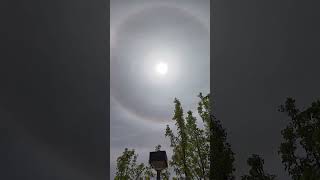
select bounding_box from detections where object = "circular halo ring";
[110,2,210,123]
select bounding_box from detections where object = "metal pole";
[156,170,160,180]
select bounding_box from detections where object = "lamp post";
[149,150,168,180]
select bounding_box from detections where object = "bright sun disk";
[155,62,168,75]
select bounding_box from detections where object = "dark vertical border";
[106,0,110,179]
[1,0,110,179]
[210,1,215,179]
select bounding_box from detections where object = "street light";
[149,150,168,180]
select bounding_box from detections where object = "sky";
[110,0,210,179]
[213,1,320,179]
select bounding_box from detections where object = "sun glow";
[143,48,180,83]
[155,62,168,75]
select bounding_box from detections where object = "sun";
[155,62,168,75]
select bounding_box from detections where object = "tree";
[278,98,320,180]
[165,98,192,179]
[198,93,235,180]
[241,154,276,180]
[115,148,146,180]
[185,110,209,178]
[115,145,170,180]
[143,165,155,180]
[115,93,236,179]
[165,93,235,180]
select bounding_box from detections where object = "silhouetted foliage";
[115,148,146,180]
[165,93,235,179]
[198,93,235,180]
[278,98,320,180]
[165,98,194,179]
[115,145,172,180]
[241,154,276,180]
[114,94,320,180]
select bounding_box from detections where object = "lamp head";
[149,151,168,171]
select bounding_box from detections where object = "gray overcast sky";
[214,1,320,180]
[110,0,209,179]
